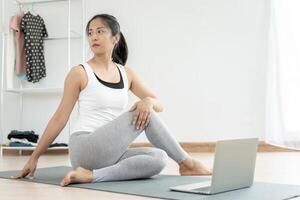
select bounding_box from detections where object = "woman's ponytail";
[112,32,128,65]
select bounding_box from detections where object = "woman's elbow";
[155,106,164,112]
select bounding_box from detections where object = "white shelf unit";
[3,87,63,94]
[0,0,86,155]
[1,146,68,156]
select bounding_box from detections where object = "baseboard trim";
[2,141,299,156]
[2,149,68,156]
[129,141,300,152]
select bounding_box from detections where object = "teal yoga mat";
[0,166,299,200]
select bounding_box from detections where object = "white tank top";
[71,62,129,134]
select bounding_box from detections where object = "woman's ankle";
[179,156,194,168]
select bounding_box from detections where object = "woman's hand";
[129,97,154,129]
[11,156,38,179]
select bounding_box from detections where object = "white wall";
[0,0,270,144]
[0,0,3,144]
[85,0,270,142]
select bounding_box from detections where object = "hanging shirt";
[10,11,27,79]
[21,11,48,83]
[6,16,16,88]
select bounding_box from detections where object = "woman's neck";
[90,54,114,71]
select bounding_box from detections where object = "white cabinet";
[0,0,85,155]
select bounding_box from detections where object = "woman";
[12,14,211,186]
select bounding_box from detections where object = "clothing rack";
[15,0,68,5]
[14,0,70,17]
[0,0,85,156]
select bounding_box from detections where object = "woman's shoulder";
[122,64,134,75]
[69,64,86,77]
[123,64,141,80]
[123,64,132,81]
[66,65,87,87]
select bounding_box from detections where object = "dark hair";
[86,14,128,65]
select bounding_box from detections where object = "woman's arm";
[125,66,164,112]
[31,66,83,160]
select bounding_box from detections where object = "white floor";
[0,152,300,200]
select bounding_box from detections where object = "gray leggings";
[69,110,188,182]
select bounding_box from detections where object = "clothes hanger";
[15,0,24,14]
[30,2,39,16]
[19,2,23,12]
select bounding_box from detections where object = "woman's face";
[87,18,119,55]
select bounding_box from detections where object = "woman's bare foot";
[60,167,93,187]
[179,157,212,176]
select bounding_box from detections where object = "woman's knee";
[125,109,157,129]
[151,149,168,174]
[142,109,158,128]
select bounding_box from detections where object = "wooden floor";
[0,152,300,200]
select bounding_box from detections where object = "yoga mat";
[0,166,300,200]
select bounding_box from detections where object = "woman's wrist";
[143,97,164,112]
[142,97,154,104]
[31,151,40,161]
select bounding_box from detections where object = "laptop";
[170,138,259,195]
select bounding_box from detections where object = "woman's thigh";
[69,111,147,170]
